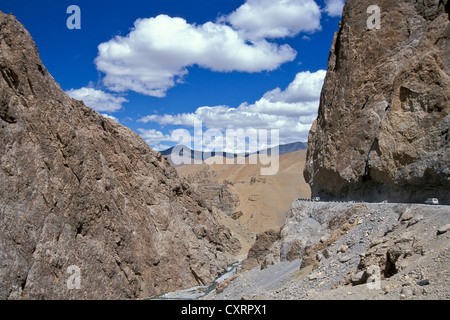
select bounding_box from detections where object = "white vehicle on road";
[425,198,439,205]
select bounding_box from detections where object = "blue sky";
[1,0,345,151]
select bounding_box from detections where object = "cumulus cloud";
[66,87,128,112]
[324,0,345,17]
[94,0,328,97]
[101,113,120,123]
[137,128,174,146]
[151,144,171,151]
[262,70,328,103]
[226,0,322,40]
[95,15,297,97]
[139,70,326,144]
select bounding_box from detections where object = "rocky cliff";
[0,12,239,299]
[304,0,450,204]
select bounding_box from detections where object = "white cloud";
[95,15,297,97]
[139,70,326,144]
[226,0,322,40]
[93,1,330,98]
[66,87,128,112]
[324,0,345,17]
[152,144,171,151]
[137,128,174,146]
[101,113,120,123]
[262,70,327,103]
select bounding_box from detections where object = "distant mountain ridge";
[161,141,308,165]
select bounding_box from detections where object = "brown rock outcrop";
[196,182,240,217]
[241,229,279,271]
[0,12,239,299]
[304,0,450,204]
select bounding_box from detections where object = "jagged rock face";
[304,0,450,204]
[0,12,239,299]
[241,229,279,271]
[196,183,240,216]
